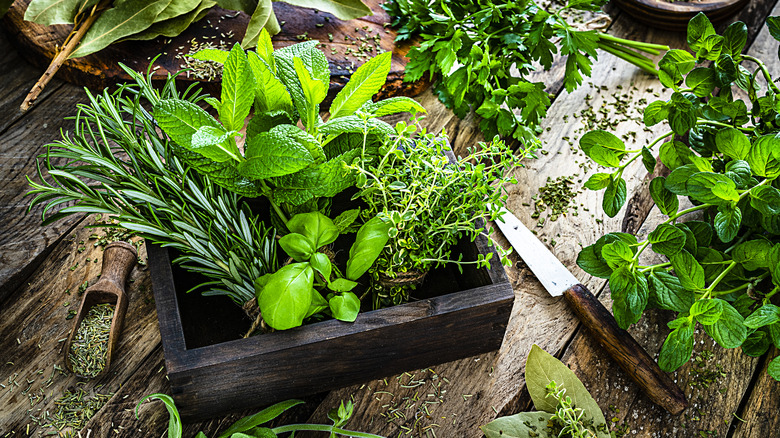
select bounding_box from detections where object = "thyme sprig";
[27,67,277,305]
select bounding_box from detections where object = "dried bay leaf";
[24,0,97,26]
[279,0,371,20]
[69,0,173,58]
[242,0,280,48]
[152,0,202,22]
[124,0,216,41]
[481,412,551,438]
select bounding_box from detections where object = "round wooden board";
[1,0,427,99]
[613,0,749,31]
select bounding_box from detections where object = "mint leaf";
[685,67,717,97]
[247,52,293,114]
[641,147,656,173]
[658,321,694,372]
[294,57,328,130]
[670,250,705,291]
[659,141,693,170]
[744,304,780,329]
[748,135,780,178]
[768,356,780,381]
[648,223,686,256]
[361,96,426,117]
[750,185,780,216]
[584,173,611,190]
[239,129,314,180]
[155,98,221,149]
[576,243,613,279]
[579,130,626,167]
[702,300,747,349]
[331,52,392,119]
[665,164,698,195]
[690,298,723,325]
[649,177,679,216]
[648,272,693,313]
[687,12,716,52]
[190,126,241,162]
[609,267,648,328]
[714,204,742,243]
[603,175,627,218]
[715,127,750,160]
[643,101,669,126]
[320,116,395,138]
[658,49,695,88]
[686,172,738,205]
[601,240,634,270]
[221,43,255,132]
[722,21,748,57]
[732,239,772,270]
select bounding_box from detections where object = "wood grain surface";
[1,0,780,436]
[613,0,749,31]
[2,0,427,99]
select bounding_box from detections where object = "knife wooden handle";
[563,283,688,415]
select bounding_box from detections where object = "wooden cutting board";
[1,0,427,98]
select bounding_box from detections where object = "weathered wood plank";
[729,348,780,437]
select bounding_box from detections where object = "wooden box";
[148,231,514,420]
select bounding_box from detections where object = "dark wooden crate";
[148,231,514,421]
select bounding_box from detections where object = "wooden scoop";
[64,241,137,379]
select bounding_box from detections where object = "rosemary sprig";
[27,67,278,305]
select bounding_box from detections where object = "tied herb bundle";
[577,13,780,380]
[383,0,669,146]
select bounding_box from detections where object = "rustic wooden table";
[2,1,780,436]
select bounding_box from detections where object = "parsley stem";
[597,42,658,75]
[596,32,670,54]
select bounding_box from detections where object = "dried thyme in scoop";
[69,303,114,378]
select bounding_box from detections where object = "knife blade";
[495,207,687,415]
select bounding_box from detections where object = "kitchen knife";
[494,207,687,415]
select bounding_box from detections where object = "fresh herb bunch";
[482,345,609,438]
[136,394,383,438]
[255,211,390,330]
[383,0,669,146]
[349,122,523,307]
[27,67,277,305]
[153,30,425,226]
[577,13,780,380]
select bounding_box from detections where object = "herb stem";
[271,424,383,437]
[639,262,671,273]
[704,261,737,297]
[596,32,670,54]
[666,204,710,223]
[742,54,780,94]
[697,120,755,132]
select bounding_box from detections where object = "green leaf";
[609,266,648,328]
[714,204,741,243]
[329,278,358,292]
[643,100,669,126]
[361,96,426,117]
[744,304,780,329]
[742,330,771,357]
[686,172,738,205]
[601,240,634,270]
[722,21,748,57]
[748,135,780,178]
[216,400,305,438]
[603,175,627,218]
[648,223,686,256]
[294,57,329,128]
[279,233,316,262]
[702,301,747,348]
[319,116,395,138]
[650,177,679,216]
[247,51,294,114]
[769,356,780,381]
[481,412,551,438]
[767,16,780,42]
[191,48,229,64]
[242,0,280,49]
[220,43,255,132]
[346,216,391,280]
[690,298,724,325]
[687,12,716,51]
[670,250,705,291]
[239,128,314,180]
[750,185,780,216]
[668,93,696,135]
[685,67,717,97]
[641,147,656,173]
[70,0,171,58]
[280,0,372,20]
[257,263,314,330]
[659,141,692,170]
[154,98,221,150]
[648,272,694,313]
[769,244,780,286]
[25,0,94,26]
[524,345,610,437]
[329,292,361,322]
[577,244,613,279]
[310,252,332,282]
[190,126,241,162]
[579,130,625,167]
[724,160,752,189]
[665,164,698,195]
[715,127,750,160]
[732,239,772,270]
[333,209,360,233]
[330,52,392,119]
[658,321,694,372]
[584,172,611,190]
[658,49,696,88]
[287,212,339,248]
[136,393,182,438]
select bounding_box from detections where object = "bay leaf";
[24,0,97,26]
[279,0,372,20]
[241,0,280,48]
[525,344,610,438]
[151,0,202,23]
[481,411,551,438]
[124,0,216,41]
[69,0,173,58]
[215,0,256,11]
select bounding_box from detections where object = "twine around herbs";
[242,246,338,338]
[378,270,428,289]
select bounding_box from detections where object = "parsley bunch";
[577,14,780,381]
[384,0,669,147]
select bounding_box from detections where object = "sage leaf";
[329,292,361,322]
[524,345,610,437]
[257,262,314,330]
[481,412,550,438]
[346,216,391,280]
[216,400,304,438]
[280,0,372,20]
[70,0,172,58]
[330,52,392,119]
[221,44,255,132]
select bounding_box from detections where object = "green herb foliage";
[482,345,608,438]
[255,211,389,330]
[383,0,669,146]
[349,123,522,307]
[27,66,277,305]
[577,14,780,381]
[154,32,425,224]
[136,394,383,438]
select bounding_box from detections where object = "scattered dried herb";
[41,386,113,432]
[532,176,580,226]
[68,303,114,378]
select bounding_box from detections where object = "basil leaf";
[310,252,332,281]
[287,212,339,248]
[346,216,391,280]
[329,278,358,292]
[216,400,305,438]
[329,292,361,322]
[257,263,314,330]
[279,233,316,262]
